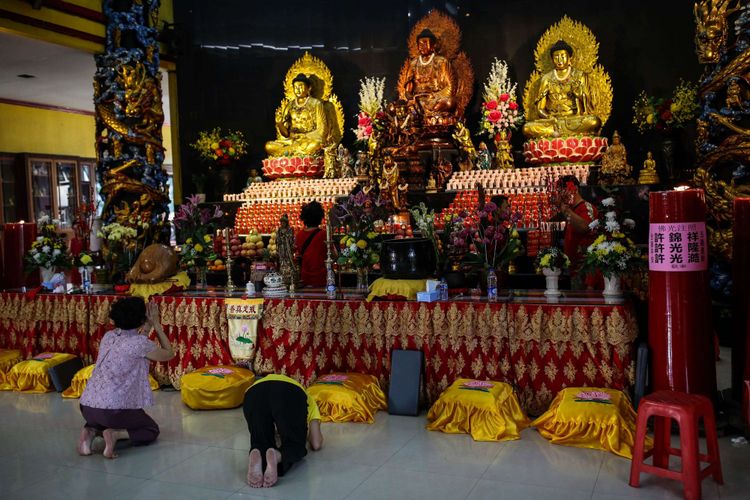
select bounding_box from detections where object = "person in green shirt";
[243,373,324,488]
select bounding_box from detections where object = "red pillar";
[648,189,716,397]
[733,198,750,405]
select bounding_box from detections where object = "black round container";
[380,238,436,279]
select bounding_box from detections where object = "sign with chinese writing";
[225,298,264,360]
[648,222,707,272]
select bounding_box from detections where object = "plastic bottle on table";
[486,268,498,302]
[439,278,449,301]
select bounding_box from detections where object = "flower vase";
[40,266,55,284]
[356,267,369,292]
[194,266,208,289]
[603,275,622,300]
[543,268,562,297]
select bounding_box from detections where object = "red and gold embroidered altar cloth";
[0,291,637,413]
[255,298,637,414]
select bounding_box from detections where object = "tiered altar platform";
[0,289,637,414]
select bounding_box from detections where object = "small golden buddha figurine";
[265,73,328,157]
[638,151,660,184]
[402,29,456,124]
[522,40,601,139]
[425,173,437,193]
[600,131,633,184]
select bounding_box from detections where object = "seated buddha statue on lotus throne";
[262,52,344,180]
[521,16,612,166]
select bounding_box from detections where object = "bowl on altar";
[380,238,436,280]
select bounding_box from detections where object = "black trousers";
[80,405,160,446]
[242,381,308,476]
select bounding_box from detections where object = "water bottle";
[81,267,92,294]
[439,278,449,301]
[326,267,337,299]
[486,268,498,302]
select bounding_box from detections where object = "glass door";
[78,161,95,210]
[30,159,53,220]
[1,157,17,223]
[55,160,77,227]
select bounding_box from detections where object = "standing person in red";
[295,200,327,287]
[557,175,599,288]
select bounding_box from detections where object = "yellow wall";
[0,102,173,164]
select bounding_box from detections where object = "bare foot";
[247,449,263,488]
[263,448,281,487]
[102,429,127,459]
[77,427,95,456]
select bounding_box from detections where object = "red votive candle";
[648,189,716,398]
[2,221,37,289]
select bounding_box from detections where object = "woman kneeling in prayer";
[243,373,324,487]
[77,296,175,458]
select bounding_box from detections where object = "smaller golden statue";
[379,156,409,210]
[599,131,633,185]
[638,151,660,185]
[425,173,437,193]
[494,136,514,169]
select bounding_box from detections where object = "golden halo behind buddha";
[522,15,613,127]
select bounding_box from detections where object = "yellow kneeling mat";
[62,364,160,398]
[426,378,530,441]
[532,387,643,459]
[307,373,387,423]
[181,365,255,409]
[0,349,23,389]
[3,352,76,393]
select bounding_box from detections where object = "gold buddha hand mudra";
[403,29,456,121]
[265,73,328,157]
[522,40,601,139]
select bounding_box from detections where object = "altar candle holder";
[224,228,236,292]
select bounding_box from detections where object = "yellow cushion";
[532,387,645,459]
[307,373,387,423]
[3,352,76,393]
[366,278,427,301]
[180,365,255,410]
[62,364,160,399]
[426,378,530,442]
[0,349,23,389]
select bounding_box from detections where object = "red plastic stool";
[629,390,723,500]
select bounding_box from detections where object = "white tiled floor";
[1,384,748,500]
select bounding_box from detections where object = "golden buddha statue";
[523,40,601,139]
[263,53,344,179]
[396,10,474,130]
[402,29,456,122]
[599,131,633,184]
[522,16,612,147]
[638,151,660,184]
[265,74,327,157]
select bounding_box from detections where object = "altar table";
[0,291,638,413]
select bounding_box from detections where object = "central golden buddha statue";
[521,16,612,166]
[522,40,601,139]
[262,52,343,179]
[265,73,327,157]
[402,29,456,123]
